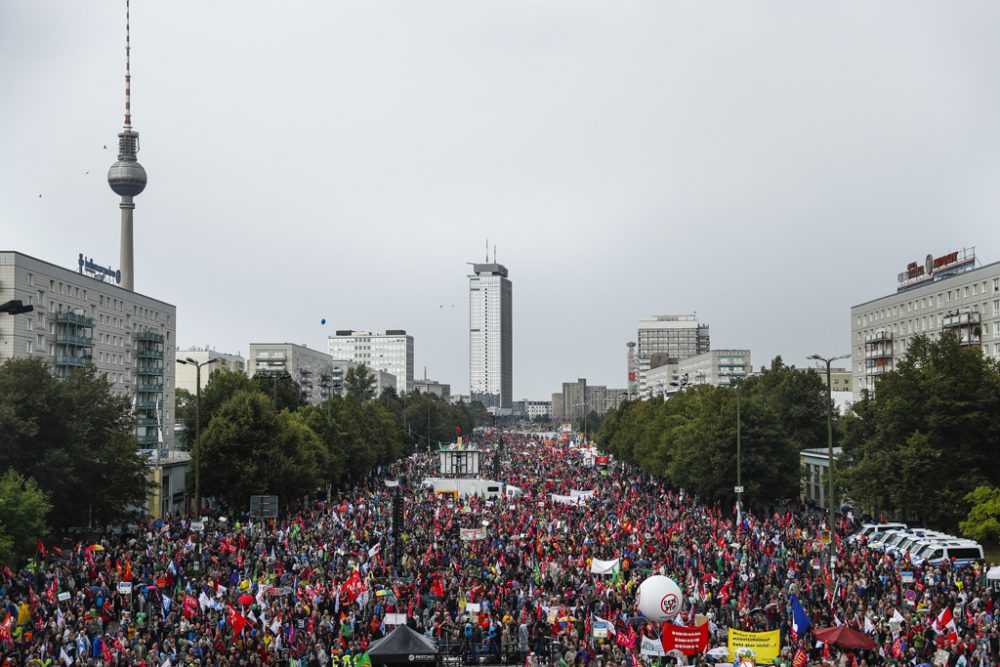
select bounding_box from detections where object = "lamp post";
[730,377,743,522]
[176,356,220,516]
[807,353,849,565]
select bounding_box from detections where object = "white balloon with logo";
[636,575,683,622]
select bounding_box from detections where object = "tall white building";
[249,342,334,405]
[469,262,513,409]
[327,330,414,393]
[175,347,245,394]
[0,251,176,451]
[851,248,1000,399]
[636,314,710,397]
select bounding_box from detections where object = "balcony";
[56,312,94,327]
[137,366,164,376]
[864,331,892,344]
[136,383,163,392]
[55,334,94,347]
[136,348,163,359]
[54,355,92,367]
[136,432,159,445]
[136,331,164,343]
[136,400,159,410]
[136,417,159,427]
[942,311,981,328]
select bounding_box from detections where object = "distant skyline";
[3,1,1000,399]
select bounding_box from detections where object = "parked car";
[885,530,950,556]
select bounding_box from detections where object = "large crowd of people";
[1,431,998,667]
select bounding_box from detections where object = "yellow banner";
[728,629,781,662]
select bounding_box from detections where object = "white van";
[919,541,984,567]
[851,522,906,543]
[505,485,523,499]
[912,540,983,567]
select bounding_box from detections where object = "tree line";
[0,358,487,564]
[176,365,489,511]
[595,357,829,506]
[595,333,1000,536]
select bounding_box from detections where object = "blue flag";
[790,594,811,638]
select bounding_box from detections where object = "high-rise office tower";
[636,314,709,397]
[468,258,512,409]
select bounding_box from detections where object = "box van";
[851,523,906,543]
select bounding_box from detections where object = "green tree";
[0,359,151,530]
[0,470,51,566]
[841,333,1000,529]
[344,364,377,402]
[959,486,1000,543]
[250,371,305,413]
[750,357,830,451]
[198,391,325,510]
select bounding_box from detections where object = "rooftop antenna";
[485,238,489,263]
[493,244,496,263]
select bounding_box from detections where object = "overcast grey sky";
[3,1,1000,399]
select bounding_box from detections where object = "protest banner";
[641,636,666,657]
[661,623,709,656]
[590,558,621,575]
[727,629,780,662]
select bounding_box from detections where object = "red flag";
[892,637,902,659]
[792,648,808,667]
[36,538,48,558]
[341,570,365,604]
[227,603,247,636]
[0,614,12,647]
[933,607,957,635]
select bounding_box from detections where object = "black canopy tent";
[367,624,440,665]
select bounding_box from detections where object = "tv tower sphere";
[108,148,147,197]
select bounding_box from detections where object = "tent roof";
[987,566,1000,580]
[367,625,439,663]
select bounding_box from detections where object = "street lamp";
[0,300,34,315]
[176,356,220,516]
[807,353,849,565]
[730,377,743,522]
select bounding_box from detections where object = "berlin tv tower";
[107,0,146,292]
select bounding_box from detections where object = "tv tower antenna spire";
[107,0,147,292]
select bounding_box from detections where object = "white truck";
[422,477,505,500]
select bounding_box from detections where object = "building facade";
[327,330,414,393]
[249,342,334,405]
[175,347,245,394]
[413,379,451,400]
[0,251,176,451]
[468,263,512,409]
[644,349,751,397]
[550,379,627,419]
[636,315,710,397]
[851,249,1000,399]
[524,400,552,420]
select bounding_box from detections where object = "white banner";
[551,494,582,505]
[460,528,487,541]
[641,636,666,657]
[592,615,616,635]
[590,558,621,575]
[570,490,595,499]
[384,613,407,626]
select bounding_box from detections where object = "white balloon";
[636,575,683,621]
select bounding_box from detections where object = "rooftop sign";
[897,248,975,292]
